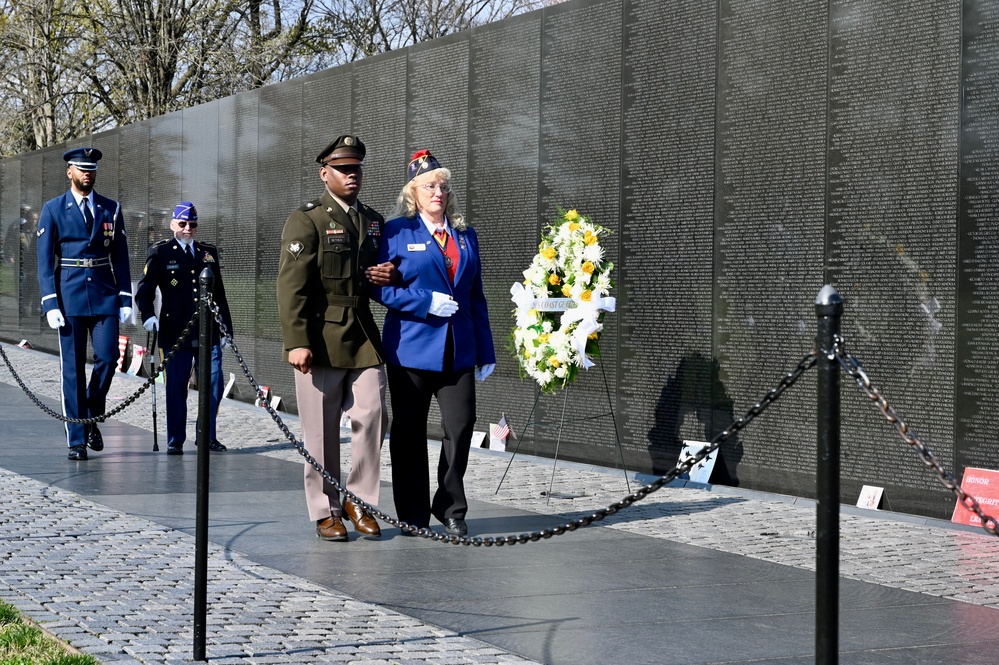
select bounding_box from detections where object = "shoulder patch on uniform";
[37,227,45,237]
[152,238,171,247]
[300,199,321,212]
[287,241,304,258]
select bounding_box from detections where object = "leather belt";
[60,257,111,268]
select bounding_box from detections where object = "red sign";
[951,467,999,529]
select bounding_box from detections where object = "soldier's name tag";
[166,262,180,271]
[327,236,347,245]
[407,243,426,252]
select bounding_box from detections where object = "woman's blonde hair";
[392,167,466,230]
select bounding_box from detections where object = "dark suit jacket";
[135,238,234,349]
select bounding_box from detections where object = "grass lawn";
[0,601,98,665]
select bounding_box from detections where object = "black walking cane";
[148,329,159,451]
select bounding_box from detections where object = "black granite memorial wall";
[0,0,993,519]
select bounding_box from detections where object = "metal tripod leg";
[601,362,631,494]
[545,384,572,505]
[495,386,542,494]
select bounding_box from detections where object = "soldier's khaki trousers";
[295,364,387,521]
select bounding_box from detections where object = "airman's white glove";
[475,363,495,382]
[143,316,159,332]
[118,306,133,323]
[46,309,65,329]
[429,291,458,318]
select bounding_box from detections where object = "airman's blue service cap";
[63,147,102,171]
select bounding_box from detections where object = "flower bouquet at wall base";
[510,208,616,394]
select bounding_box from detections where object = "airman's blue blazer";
[373,215,495,373]
[36,190,132,317]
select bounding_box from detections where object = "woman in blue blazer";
[373,150,496,536]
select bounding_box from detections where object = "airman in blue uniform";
[134,202,234,455]
[37,147,133,460]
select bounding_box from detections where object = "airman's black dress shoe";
[68,445,88,460]
[442,518,467,536]
[85,424,104,451]
[195,440,227,451]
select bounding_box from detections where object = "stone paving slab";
[1,341,999,665]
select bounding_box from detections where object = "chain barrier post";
[193,267,214,661]
[815,284,842,665]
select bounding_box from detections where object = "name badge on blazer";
[407,243,426,252]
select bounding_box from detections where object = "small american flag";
[491,416,510,440]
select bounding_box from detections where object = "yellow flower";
[523,348,531,359]
[561,285,572,297]
[588,331,599,340]
[548,357,561,368]
[581,261,595,274]
[548,273,560,285]
[565,209,579,222]
[542,247,556,260]
[569,222,580,232]
[538,333,550,344]
[580,290,592,302]
[585,234,598,245]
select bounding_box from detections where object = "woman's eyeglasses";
[419,183,451,194]
[177,221,198,228]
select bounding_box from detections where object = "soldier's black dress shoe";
[166,443,184,455]
[442,518,467,536]
[85,424,104,451]
[68,445,88,460]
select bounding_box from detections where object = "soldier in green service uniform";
[277,135,397,543]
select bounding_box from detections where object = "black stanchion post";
[193,267,215,661]
[815,284,842,665]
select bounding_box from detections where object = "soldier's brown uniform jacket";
[277,190,385,368]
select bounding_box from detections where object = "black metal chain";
[0,312,200,425]
[213,293,817,546]
[835,337,999,537]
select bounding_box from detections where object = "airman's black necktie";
[82,201,94,233]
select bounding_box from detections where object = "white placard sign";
[676,441,718,484]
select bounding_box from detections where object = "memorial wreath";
[511,208,616,394]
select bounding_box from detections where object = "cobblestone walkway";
[1,342,998,664]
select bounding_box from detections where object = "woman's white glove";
[143,316,159,332]
[46,309,65,329]
[429,291,458,317]
[119,306,133,323]
[474,363,495,382]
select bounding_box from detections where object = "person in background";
[277,135,397,542]
[36,147,133,460]
[135,201,234,455]
[373,150,495,536]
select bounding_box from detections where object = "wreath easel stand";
[494,358,631,503]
